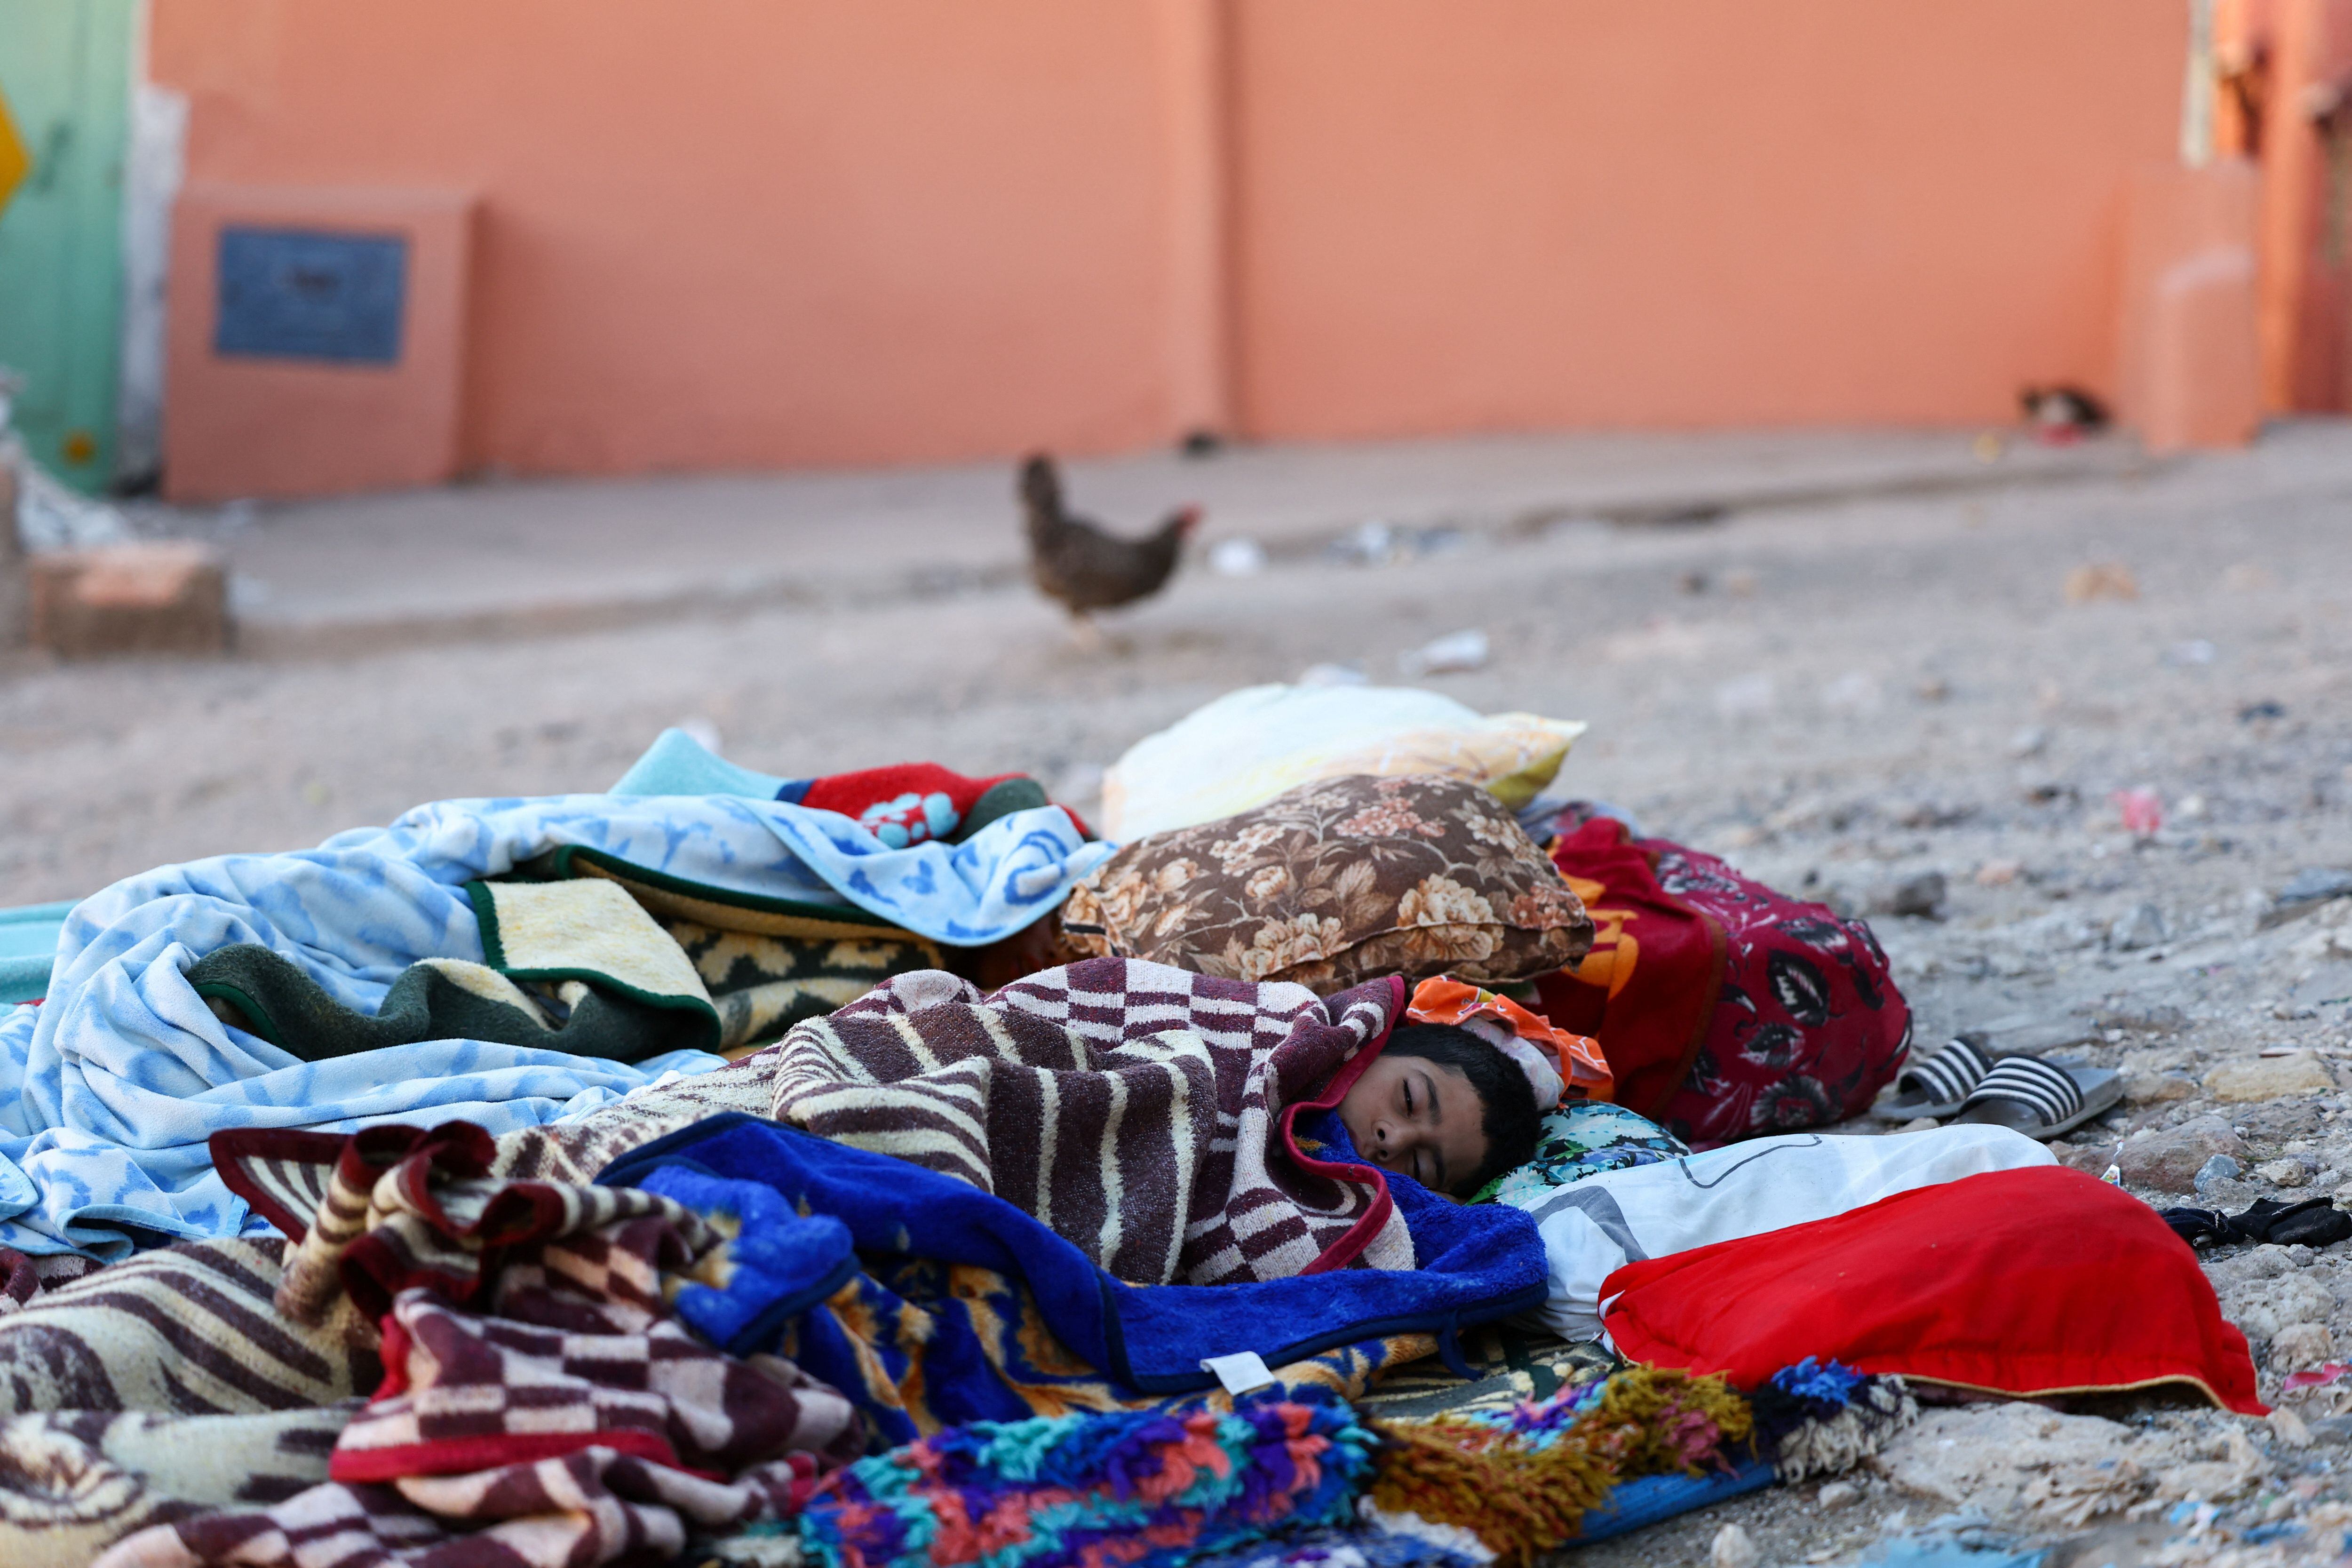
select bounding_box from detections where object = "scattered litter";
[6,444,134,553]
[1327,520,1467,567]
[2063,562,2138,603]
[1398,629,1489,677]
[2239,700,2286,722]
[2279,1362,2352,1396]
[1332,520,1398,565]
[1714,673,1776,720]
[1295,661,1370,688]
[2112,787,2164,837]
[1207,538,1266,577]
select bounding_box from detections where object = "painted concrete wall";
[1232,0,2187,438]
[151,0,2193,490]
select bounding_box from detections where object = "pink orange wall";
[152,0,1182,477]
[1232,0,2186,437]
[152,1,2192,489]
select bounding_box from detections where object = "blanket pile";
[1,792,1110,1260]
[97,1159,862,1568]
[0,1406,354,1568]
[596,1112,1545,1432]
[767,959,1408,1285]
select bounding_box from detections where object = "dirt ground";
[5,425,2352,1565]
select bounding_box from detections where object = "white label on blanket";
[1200,1351,1276,1395]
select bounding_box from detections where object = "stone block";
[2116,1114,2248,1191]
[27,542,229,657]
[2207,1052,2336,1104]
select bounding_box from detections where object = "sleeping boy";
[1339,978,1609,1200]
[750,962,1613,1285]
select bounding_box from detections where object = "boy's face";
[1337,1053,1490,1200]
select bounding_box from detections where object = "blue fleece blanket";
[598,1111,1547,1402]
[0,794,1111,1260]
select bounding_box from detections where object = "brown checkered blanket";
[95,1188,857,1568]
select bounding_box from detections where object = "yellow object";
[1101,683,1585,841]
[0,84,26,221]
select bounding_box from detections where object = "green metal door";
[0,0,131,495]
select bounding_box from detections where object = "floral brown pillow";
[1058,773,1593,994]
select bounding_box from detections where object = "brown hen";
[1019,454,1199,637]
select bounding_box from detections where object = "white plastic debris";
[1207,537,1266,577]
[0,368,134,552]
[1398,629,1489,677]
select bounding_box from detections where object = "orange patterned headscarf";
[1405,976,1613,1110]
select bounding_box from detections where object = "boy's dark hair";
[1380,1022,1542,1197]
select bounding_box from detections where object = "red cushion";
[1600,1166,2263,1415]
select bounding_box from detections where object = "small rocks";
[1878,871,1948,920]
[2273,1323,2337,1370]
[2281,868,2352,908]
[2108,901,2168,951]
[2099,1001,2190,1034]
[2222,1269,2334,1342]
[2257,1156,2313,1187]
[2195,1154,2245,1193]
[2268,1405,2315,1448]
[2118,1116,2249,1191]
[1815,1480,1859,1511]
[1709,1521,1760,1568]
[2206,1051,2336,1104]
[2122,1070,2194,1106]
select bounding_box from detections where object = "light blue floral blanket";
[0,794,1112,1260]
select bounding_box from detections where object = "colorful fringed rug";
[798,1393,1375,1568]
[1367,1360,1917,1564]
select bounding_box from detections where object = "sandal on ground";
[1949,1056,2121,1142]
[1872,1035,1997,1121]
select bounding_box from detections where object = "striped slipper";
[1951,1056,2122,1142]
[1871,1035,1997,1121]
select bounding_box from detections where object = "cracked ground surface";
[4,426,2352,1564]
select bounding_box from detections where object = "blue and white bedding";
[0,793,1111,1260]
